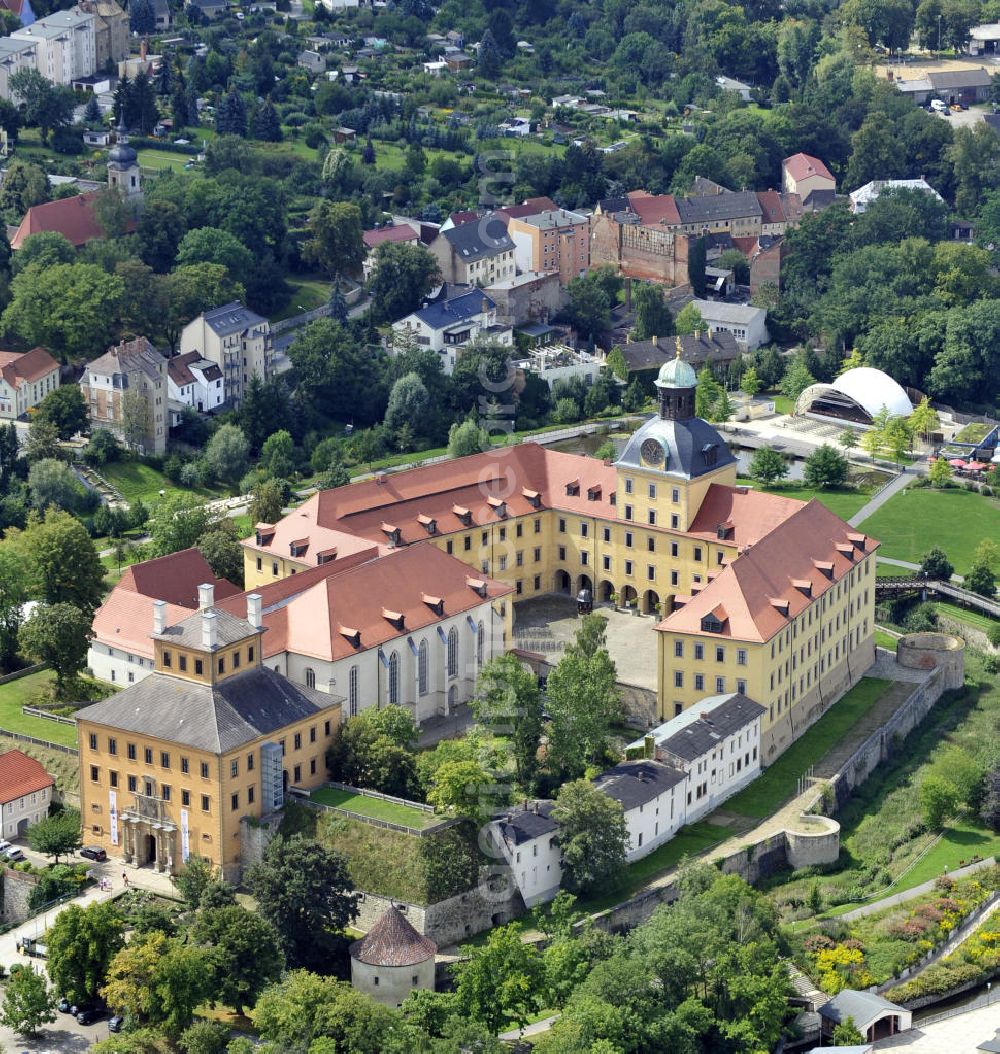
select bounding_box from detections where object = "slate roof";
[411,289,495,331]
[153,607,258,651]
[350,906,436,967]
[619,331,739,373]
[819,990,906,1029]
[929,68,991,89]
[616,413,737,481]
[593,760,686,810]
[87,338,165,388]
[75,666,339,753]
[495,800,558,847]
[440,214,513,261]
[202,301,267,337]
[676,190,762,225]
[0,750,54,805]
[646,693,766,763]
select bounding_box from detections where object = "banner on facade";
[180,809,190,863]
[109,790,118,846]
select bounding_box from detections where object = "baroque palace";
[79,349,877,876]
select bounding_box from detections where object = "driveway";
[933,105,984,129]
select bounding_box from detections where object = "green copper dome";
[655,348,697,390]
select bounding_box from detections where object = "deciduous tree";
[552,780,629,896]
[46,900,125,1006]
[454,924,544,1034]
[1,963,56,1036]
[192,905,283,1014]
[305,200,363,281]
[26,808,82,863]
[749,447,789,487]
[920,547,954,581]
[18,602,92,694]
[803,443,849,488]
[36,386,89,440]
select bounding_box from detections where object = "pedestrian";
[15,940,20,954]
[122,872,128,888]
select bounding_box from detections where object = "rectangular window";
[558,518,566,533]
[231,793,239,811]
[110,770,118,788]
[162,651,172,668]
[233,651,240,669]
[516,550,523,567]
[558,546,566,561]
[161,752,170,768]
[128,775,137,792]
[603,527,611,542]
[716,676,725,693]
[464,536,471,551]
[201,795,210,812]
[248,786,255,804]
[162,785,171,801]
[694,547,703,562]
[534,518,541,533]
[647,537,655,553]
[516,523,523,538]
[648,483,656,499]
[310,726,317,743]
[201,762,210,779]
[695,674,704,691]
[534,575,541,590]
[624,478,633,494]
[248,753,255,771]
[672,488,680,503]
[625,531,633,548]
[624,504,633,521]
[446,540,453,555]
[217,657,224,675]
[294,764,302,783]
[671,541,679,557]
[625,560,633,576]
[182,790,190,806]
[533,547,541,562]
[310,758,317,775]
[581,552,589,566]
[716,646,725,663]
[179,655,187,672]
[602,555,611,571]
[648,510,656,526]
[127,743,136,761]
[195,659,204,676]
[230,759,239,778]
[498,527,506,542]
[674,671,684,688]
[499,555,507,571]
[294,733,302,751]
[89,733,97,751]
[674,640,683,658]
[695,643,704,660]
[181,757,189,774]
[90,765,99,783]
[647,565,655,581]
[144,748,153,764]
[737,649,747,666]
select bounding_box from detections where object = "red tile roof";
[783,152,834,185]
[350,905,436,966]
[12,192,105,251]
[119,548,241,608]
[755,190,787,225]
[687,484,805,549]
[362,225,418,249]
[626,190,681,226]
[658,501,878,643]
[0,750,54,805]
[0,347,59,389]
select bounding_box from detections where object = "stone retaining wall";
[1,868,39,926]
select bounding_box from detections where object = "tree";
[138,200,186,274]
[198,528,243,586]
[966,560,997,598]
[9,69,75,144]
[0,158,48,223]
[249,478,286,526]
[47,900,125,1006]
[694,367,724,421]
[18,602,91,694]
[305,200,363,281]
[974,538,1000,573]
[257,429,295,481]
[246,834,359,971]
[838,429,859,451]
[928,457,953,486]
[688,237,707,297]
[741,365,762,397]
[35,386,89,440]
[860,425,883,463]
[566,270,617,339]
[94,186,130,240]
[176,227,253,288]
[832,1015,866,1045]
[12,230,74,275]
[673,303,704,335]
[204,424,249,488]
[803,444,849,488]
[447,418,489,459]
[633,283,672,340]
[29,458,87,513]
[478,27,501,78]
[749,447,789,487]
[92,1027,174,1053]
[454,925,544,1034]
[426,758,501,821]
[981,766,1000,831]
[908,395,940,438]
[552,780,629,896]
[367,242,441,324]
[101,931,216,1037]
[129,0,154,33]
[174,856,215,909]
[250,99,282,142]
[145,495,221,558]
[192,905,284,1014]
[606,347,629,383]
[10,509,105,614]
[26,807,82,863]
[179,1021,229,1054]
[920,547,954,581]
[0,546,28,672]
[215,90,247,137]
[474,654,543,786]
[1,262,124,361]
[384,372,429,442]
[779,358,816,402]
[920,774,959,830]
[1,963,56,1036]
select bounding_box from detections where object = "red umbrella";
[968,461,987,471]
[948,458,967,467]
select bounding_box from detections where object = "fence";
[0,663,46,687]
[912,983,1000,1029]
[0,728,77,755]
[22,707,75,726]
[271,303,333,336]
[304,782,458,837]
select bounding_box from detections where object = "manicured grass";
[858,486,1000,573]
[727,678,892,820]
[954,421,993,443]
[270,276,330,322]
[876,563,913,578]
[762,391,795,415]
[578,822,727,913]
[932,601,998,633]
[892,819,1000,891]
[137,149,195,173]
[875,628,899,650]
[310,786,434,829]
[100,460,223,506]
[0,670,79,747]
[746,482,872,521]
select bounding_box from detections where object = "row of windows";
[674,672,748,694]
[162,646,255,676]
[674,642,748,665]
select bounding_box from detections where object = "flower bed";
[887,927,1000,1004]
[793,869,1000,993]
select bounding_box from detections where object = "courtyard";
[512,595,660,692]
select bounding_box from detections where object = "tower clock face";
[641,438,664,466]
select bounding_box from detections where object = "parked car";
[0,840,11,854]
[76,1007,105,1025]
[57,997,72,1013]
[80,846,107,862]
[109,1015,124,1033]
[3,846,25,862]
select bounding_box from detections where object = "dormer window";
[487,497,507,518]
[700,605,727,633]
[452,505,472,526]
[847,532,867,551]
[813,559,834,579]
[381,522,402,547]
[421,594,444,616]
[289,538,309,558]
[255,524,275,546]
[317,548,337,565]
[417,514,437,535]
[702,444,719,468]
[836,543,856,561]
[522,488,541,508]
[382,608,405,630]
[716,520,733,540]
[769,597,790,616]
[339,625,361,648]
[792,579,812,597]
[565,479,580,496]
[466,577,488,598]
[587,485,602,501]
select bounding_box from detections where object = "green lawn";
[270,276,330,322]
[875,628,899,650]
[893,819,1000,890]
[876,563,913,578]
[762,391,795,415]
[99,461,223,506]
[727,678,892,820]
[137,149,195,174]
[310,786,434,829]
[858,487,1000,573]
[932,601,998,633]
[578,822,727,912]
[0,670,78,748]
[745,482,872,521]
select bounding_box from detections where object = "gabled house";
[179,301,272,407]
[362,223,419,280]
[0,750,54,839]
[429,214,516,287]
[167,351,224,416]
[0,346,59,419]
[0,0,34,27]
[11,192,105,250]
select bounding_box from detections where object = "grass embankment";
[310,786,434,829]
[727,678,892,820]
[0,670,79,748]
[932,601,998,634]
[100,460,223,506]
[269,276,330,322]
[859,487,1000,573]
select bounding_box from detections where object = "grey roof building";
[819,990,912,1043]
[430,214,516,285]
[640,693,767,764]
[619,331,740,377]
[676,190,762,226]
[592,759,686,810]
[494,799,558,848]
[179,301,273,408]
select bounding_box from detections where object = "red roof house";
[0,749,55,806]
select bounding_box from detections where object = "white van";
[930,98,948,112]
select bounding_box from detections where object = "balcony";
[121,793,175,829]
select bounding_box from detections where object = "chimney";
[651,333,658,347]
[198,583,214,610]
[644,733,655,760]
[202,610,218,650]
[152,599,166,635]
[139,38,147,60]
[246,593,262,630]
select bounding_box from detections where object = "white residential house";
[512,345,601,390]
[716,75,752,101]
[498,116,531,137]
[0,750,54,840]
[490,801,563,907]
[167,351,225,414]
[179,301,272,407]
[849,178,944,214]
[593,760,689,862]
[688,299,770,353]
[0,346,60,420]
[428,214,517,287]
[628,692,766,825]
[422,60,448,76]
[0,38,39,100]
[391,288,512,374]
[11,7,97,87]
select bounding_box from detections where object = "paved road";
[499,1014,560,1042]
[876,556,966,585]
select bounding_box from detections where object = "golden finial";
[675,335,682,359]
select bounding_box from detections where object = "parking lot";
[932,104,985,128]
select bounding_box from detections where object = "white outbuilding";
[350,906,437,1007]
[795,366,912,425]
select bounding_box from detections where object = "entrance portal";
[144,833,156,866]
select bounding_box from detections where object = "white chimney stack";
[247,593,262,630]
[202,610,218,650]
[152,599,166,635]
[198,583,214,610]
